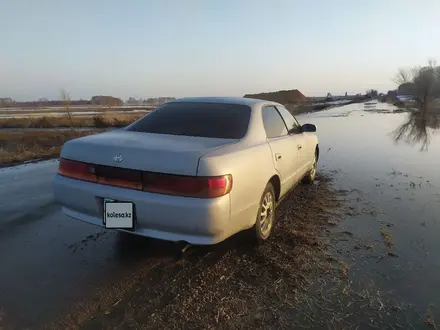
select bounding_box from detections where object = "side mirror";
[301,123,316,132]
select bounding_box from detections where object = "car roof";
[171,97,282,108]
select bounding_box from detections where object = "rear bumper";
[53,175,232,245]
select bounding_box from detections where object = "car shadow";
[114,232,178,262]
[113,228,257,265]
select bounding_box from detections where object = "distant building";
[0,97,15,107]
[91,95,123,106]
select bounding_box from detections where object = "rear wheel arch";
[269,175,281,201]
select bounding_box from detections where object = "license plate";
[103,199,134,229]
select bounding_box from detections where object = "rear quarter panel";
[197,141,277,234]
[304,133,319,163]
[303,133,318,163]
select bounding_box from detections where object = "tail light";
[142,173,232,198]
[58,158,232,198]
[58,159,96,182]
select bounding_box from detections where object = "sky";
[1,0,440,101]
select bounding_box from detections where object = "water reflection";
[393,111,440,151]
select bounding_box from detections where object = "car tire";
[302,154,317,184]
[252,182,276,244]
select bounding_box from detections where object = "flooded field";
[297,101,440,328]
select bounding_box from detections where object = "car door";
[261,106,299,196]
[275,106,311,178]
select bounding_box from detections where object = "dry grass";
[0,106,153,115]
[0,113,144,129]
[0,130,102,165]
[426,307,438,329]
[380,225,394,247]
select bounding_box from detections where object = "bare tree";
[393,59,440,114]
[60,89,74,130]
[393,111,440,151]
[393,59,440,151]
[365,89,378,98]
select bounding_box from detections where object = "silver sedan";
[53,97,318,245]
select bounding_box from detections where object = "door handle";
[275,153,282,160]
[297,145,302,150]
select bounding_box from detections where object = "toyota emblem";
[113,154,123,163]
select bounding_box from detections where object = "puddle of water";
[298,103,440,320]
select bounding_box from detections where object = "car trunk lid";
[60,130,236,176]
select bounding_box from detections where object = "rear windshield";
[126,102,251,139]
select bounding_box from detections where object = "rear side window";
[276,106,301,133]
[262,106,288,138]
[126,102,251,139]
